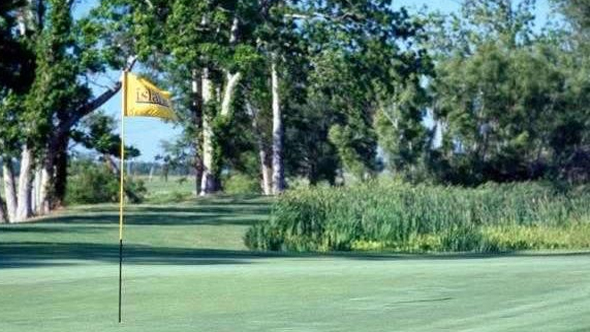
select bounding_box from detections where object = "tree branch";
[57,56,137,134]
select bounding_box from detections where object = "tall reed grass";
[244,182,590,252]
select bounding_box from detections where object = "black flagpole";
[118,239,123,323]
[118,70,128,323]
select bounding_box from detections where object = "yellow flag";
[124,72,176,120]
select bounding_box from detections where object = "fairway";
[1,197,589,332]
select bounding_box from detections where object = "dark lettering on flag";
[136,87,171,108]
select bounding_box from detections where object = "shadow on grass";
[33,213,264,226]
[2,240,589,270]
[22,205,271,227]
[0,242,286,269]
[70,197,272,214]
[0,225,112,234]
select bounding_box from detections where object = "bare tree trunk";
[16,146,34,221]
[148,165,155,182]
[191,72,204,197]
[200,69,216,195]
[38,165,51,214]
[271,57,285,194]
[221,73,242,117]
[32,168,42,214]
[199,17,242,195]
[246,101,273,195]
[2,160,17,222]
[220,17,242,117]
[261,150,273,195]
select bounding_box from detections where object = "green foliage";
[0,0,34,96]
[419,0,590,184]
[0,1,34,158]
[73,111,140,158]
[376,78,432,181]
[245,181,590,252]
[66,161,119,204]
[23,0,92,147]
[66,160,146,205]
[554,0,590,32]
[222,173,260,195]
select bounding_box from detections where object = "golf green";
[1,197,589,331]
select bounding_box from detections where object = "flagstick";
[118,70,128,324]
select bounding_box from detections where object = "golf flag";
[124,72,176,120]
[118,70,176,323]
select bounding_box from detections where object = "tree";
[0,0,38,222]
[165,0,256,195]
[156,137,200,188]
[426,0,590,184]
[0,0,135,221]
[73,111,140,168]
[554,0,590,32]
[0,0,34,223]
[288,2,429,182]
[376,78,433,182]
[37,1,138,212]
[71,111,143,201]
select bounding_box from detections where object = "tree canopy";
[1,0,589,221]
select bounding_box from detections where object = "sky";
[76,0,557,161]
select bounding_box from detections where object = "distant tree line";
[1,0,589,223]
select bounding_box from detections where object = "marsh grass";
[245,182,590,252]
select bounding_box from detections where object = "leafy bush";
[245,181,590,252]
[66,161,146,205]
[223,173,260,195]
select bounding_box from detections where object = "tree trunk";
[38,164,51,214]
[38,131,68,213]
[200,69,217,195]
[148,165,155,182]
[0,160,8,223]
[220,17,241,117]
[194,157,203,196]
[191,72,204,197]
[2,159,18,222]
[271,58,285,194]
[0,193,6,223]
[53,136,69,208]
[16,146,34,221]
[221,72,242,117]
[261,150,273,195]
[246,101,273,195]
[32,168,42,214]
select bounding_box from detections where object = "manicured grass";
[1,197,590,331]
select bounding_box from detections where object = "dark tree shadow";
[2,240,589,270]
[0,242,288,269]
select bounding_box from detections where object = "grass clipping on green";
[245,182,590,253]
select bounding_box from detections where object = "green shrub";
[223,173,260,195]
[146,190,192,204]
[245,181,590,253]
[66,161,146,205]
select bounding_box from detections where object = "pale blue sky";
[76,0,557,161]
